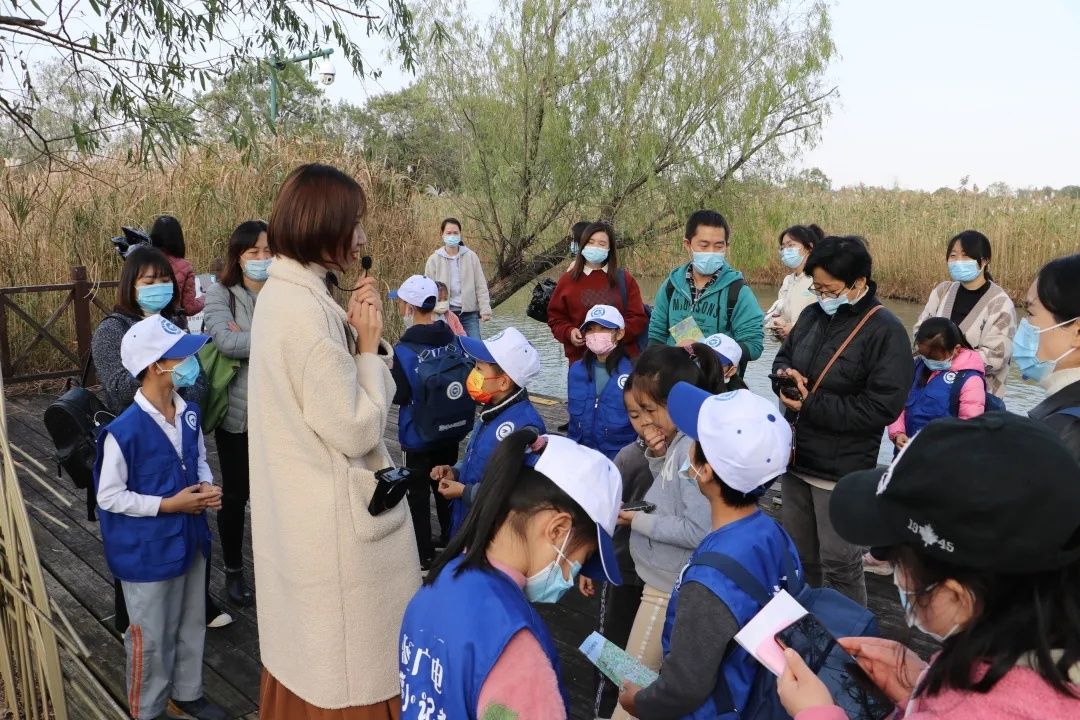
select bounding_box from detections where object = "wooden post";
[0,293,10,380]
[70,266,92,382]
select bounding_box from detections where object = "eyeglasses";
[809,284,851,299]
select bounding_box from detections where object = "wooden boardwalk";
[3,390,936,720]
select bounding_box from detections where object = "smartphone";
[768,373,804,401]
[776,615,893,720]
[621,500,657,513]
[368,466,413,516]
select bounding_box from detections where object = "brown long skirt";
[259,669,401,720]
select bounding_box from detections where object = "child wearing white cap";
[93,315,227,720]
[567,304,637,459]
[619,384,800,720]
[702,333,750,391]
[401,429,623,720]
[390,274,476,567]
[433,327,546,537]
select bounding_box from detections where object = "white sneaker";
[862,552,893,576]
[207,611,234,629]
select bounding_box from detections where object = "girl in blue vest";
[568,304,637,459]
[888,317,988,451]
[618,383,799,720]
[433,327,546,537]
[400,429,623,720]
[93,315,227,720]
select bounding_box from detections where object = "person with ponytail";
[766,224,824,339]
[914,230,1016,398]
[619,384,798,719]
[610,344,729,720]
[399,430,623,720]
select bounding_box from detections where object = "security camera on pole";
[266,47,334,126]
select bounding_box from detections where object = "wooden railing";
[0,266,118,384]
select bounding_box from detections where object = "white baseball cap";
[580,304,625,330]
[702,333,742,368]
[120,315,210,378]
[389,274,438,311]
[668,383,791,494]
[530,434,622,585]
[459,327,541,388]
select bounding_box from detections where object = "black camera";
[110,226,151,258]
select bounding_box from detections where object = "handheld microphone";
[327,256,373,293]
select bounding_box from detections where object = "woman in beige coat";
[248,164,420,719]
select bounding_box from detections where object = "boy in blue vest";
[433,327,545,537]
[619,385,799,720]
[93,315,226,720]
[391,274,474,567]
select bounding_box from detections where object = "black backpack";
[400,341,476,444]
[43,355,114,520]
[526,277,558,323]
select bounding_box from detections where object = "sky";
[321,0,1080,192]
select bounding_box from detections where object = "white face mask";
[893,569,960,643]
[434,300,450,315]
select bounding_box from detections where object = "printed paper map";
[579,632,659,688]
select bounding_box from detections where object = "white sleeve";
[196,431,214,485]
[96,434,163,517]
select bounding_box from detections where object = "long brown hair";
[114,245,180,317]
[219,219,269,288]
[268,164,366,270]
[570,221,619,287]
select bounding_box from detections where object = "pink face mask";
[585,331,618,356]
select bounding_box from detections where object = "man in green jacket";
[648,210,765,368]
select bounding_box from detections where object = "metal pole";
[266,48,333,128]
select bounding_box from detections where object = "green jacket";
[647,262,765,361]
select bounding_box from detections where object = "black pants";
[403,443,459,562]
[214,428,251,571]
[594,581,644,718]
[112,552,220,632]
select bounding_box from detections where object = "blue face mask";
[137,283,174,313]
[243,258,271,281]
[161,355,200,388]
[692,251,725,276]
[948,259,981,283]
[894,571,958,643]
[817,294,850,316]
[442,234,461,247]
[524,531,581,604]
[780,247,805,269]
[919,355,953,372]
[569,242,579,257]
[1014,317,1079,382]
[582,246,609,265]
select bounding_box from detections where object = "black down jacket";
[1028,376,1080,465]
[773,282,914,481]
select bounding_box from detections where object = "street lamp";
[267,48,335,126]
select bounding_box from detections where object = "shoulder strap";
[722,278,746,327]
[690,552,772,607]
[616,269,629,311]
[228,287,237,318]
[666,280,675,303]
[1055,407,1080,420]
[810,305,884,395]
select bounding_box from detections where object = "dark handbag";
[43,354,115,520]
[526,277,557,323]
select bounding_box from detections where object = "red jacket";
[546,267,647,362]
[167,255,204,317]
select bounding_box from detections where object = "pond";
[485,274,1046,465]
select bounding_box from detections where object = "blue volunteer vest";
[449,395,546,535]
[567,355,637,460]
[904,360,978,437]
[399,555,567,719]
[662,510,801,719]
[93,402,211,583]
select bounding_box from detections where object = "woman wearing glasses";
[771,235,913,606]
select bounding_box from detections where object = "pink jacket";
[441,310,467,337]
[888,348,986,439]
[796,656,1080,720]
[167,255,204,317]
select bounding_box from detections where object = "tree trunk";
[487,241,569,308]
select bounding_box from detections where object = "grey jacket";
[423,246,492,315]
[203,282,257,434]
[91,311,207,415]
[628,432,712,594]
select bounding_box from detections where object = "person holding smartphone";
[777,413,1080,719]
[619,384,798,719]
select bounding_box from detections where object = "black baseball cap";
[829,413,1080,574]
